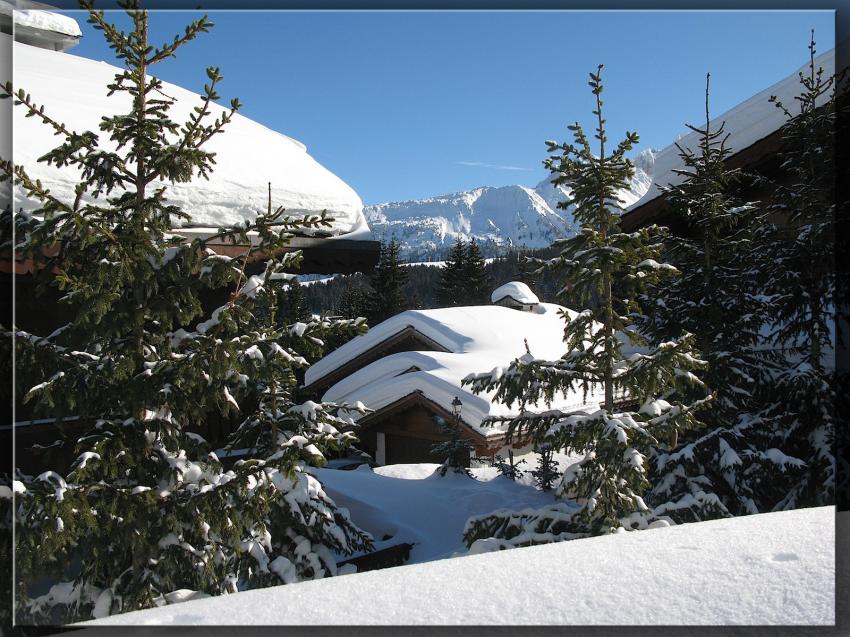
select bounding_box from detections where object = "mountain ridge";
[365,148,658,260]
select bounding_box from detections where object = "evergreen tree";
[338,279,367,320]
[639,75,797,522]
[463,238,491,305]
[3,5,370,623]
[529,443,559,492]
[430,413,474,478]
[753,33,846,509]
[0,477,12,635]
[492,451,527,482]
[462,66,709,552]
[278,278,310,326]
[835,53,850,513]
[436,238,467,307]
[365,239,408,324]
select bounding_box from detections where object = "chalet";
[619,43,841,235]
[490,281,539,312]
[3,9,379,471]
[304,285,606,466]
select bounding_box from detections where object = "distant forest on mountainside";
[302,246,566,318]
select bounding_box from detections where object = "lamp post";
[451,396,462,467]
[451,396,462,421]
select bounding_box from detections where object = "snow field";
[316,463,559,563]
[81,505,837,626]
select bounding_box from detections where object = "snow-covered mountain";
[366,149,656,260]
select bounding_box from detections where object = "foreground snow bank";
[81,506,836,626]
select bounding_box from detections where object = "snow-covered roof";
[7,6,81,38]
[80,505,836,625]
[308,304,604,437]
[627,46,837,212]
[6,26,370,237]
[0,3,81,52]
[490,281,539,305]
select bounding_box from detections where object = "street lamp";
[450,397,463,469]
[451,396,462,421]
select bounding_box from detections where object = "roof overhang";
[5,21,80,50]
[1,230,380,276]
[619,122,785,233]
[170,227,380,275]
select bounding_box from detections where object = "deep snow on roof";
[308,304,604,435]
[627,45,837,211]
[81,505,837,625]
[3,4,81,37]
[6,27,368,236]
[491,281,539,305]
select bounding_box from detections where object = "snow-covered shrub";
[491,453,527,482]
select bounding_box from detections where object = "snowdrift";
[81,505,837,625]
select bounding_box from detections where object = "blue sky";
[62,10,835,204]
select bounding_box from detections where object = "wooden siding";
[352,392,507,465]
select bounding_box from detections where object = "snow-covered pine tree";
[492,451,526,482]
[835,50,850,513]
[4,4,370,623]
[463,238,491,305]
[0,479,13,635]
[529,443,559,492]
[365,239,408,324]
[338,278,367,320]
[462,66,710,551]
[436,237,466,307]
[753,33,847,509]
[430,413,474,478]
[638,74,798,522]
[278,278,310,326]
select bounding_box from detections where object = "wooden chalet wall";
[358,404,454,466]
[354,391,506,466]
